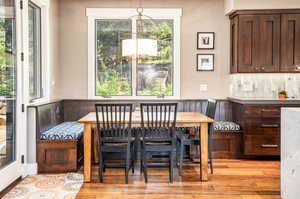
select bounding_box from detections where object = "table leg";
[93,126,100,164]
[200,122,208,181]
[84,124,92,182]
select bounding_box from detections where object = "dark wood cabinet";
[281,14,300,72]
[244,135,280,156]
[230,10,300,73]
[232,103,281,156]
[236,15,280,73]
[230,16,238,73]
[231,101,300,156]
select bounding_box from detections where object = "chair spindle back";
[140,103,178,140]
[95,103,133,139]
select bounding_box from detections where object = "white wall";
[49,0,60,100]
[225,0,300,14]
[55,0,230,100]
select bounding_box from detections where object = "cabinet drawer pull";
[261,124,279,128]
[261,109,279,112]
[261,144,278,148]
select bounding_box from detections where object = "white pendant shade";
[122,39,158,57]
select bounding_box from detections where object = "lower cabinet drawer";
[243,119,280,135]
[243,106,280,118]
[244,135,280,156]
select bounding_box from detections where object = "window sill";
[28,97,50,106]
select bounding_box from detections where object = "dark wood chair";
[177,99,217,175]
[95,103,135,184]
[139,103,178,183]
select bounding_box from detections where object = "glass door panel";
[0,1,16,170]
[0,0,22,192]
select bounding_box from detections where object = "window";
[96,19,132,96]
[87,9,181,99]
[28,1,42,101]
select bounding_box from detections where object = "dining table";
[77,111,214,182]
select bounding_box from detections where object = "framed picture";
[197,54,214,71]
[197,32,215,49]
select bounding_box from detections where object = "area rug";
[3,172,83,199]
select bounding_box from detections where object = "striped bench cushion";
[213,121,241,131]
[40,122,84,140]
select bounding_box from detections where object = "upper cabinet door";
[256,15,280,72]
[281,14,300,72]
[238,15,258,72]
[230,16,238,73]
[235,14,280,73]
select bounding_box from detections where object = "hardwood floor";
[76,159,280,199]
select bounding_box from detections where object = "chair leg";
[132,160,135,174]
[140,145,143,174]
[195,145,199,160]
[125,147,130,184]
[140,157,143,174]
[143,151,148,183]
[179,142,184,176]
[176,141,180,167]
[131,146,135,174]
[187,145,191,160]
[169,151,174,183]
[99,152,104,183]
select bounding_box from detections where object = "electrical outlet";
[200,84,208,91]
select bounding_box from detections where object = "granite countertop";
[227,97,300,105]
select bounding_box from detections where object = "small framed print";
[197,54,214,71]
[197,32,215,49]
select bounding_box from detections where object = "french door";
[0,0,26,191]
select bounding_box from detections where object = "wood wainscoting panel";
[62,99,232,122]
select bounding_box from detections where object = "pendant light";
[122,6,158,57]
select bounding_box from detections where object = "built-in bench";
[31,101,84,173]
[212,121,243,159]
[29,99,243,173]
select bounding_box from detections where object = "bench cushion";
[213,121,241,131]
[40,122,84,140]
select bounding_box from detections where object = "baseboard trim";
[0,176,21,198]
[25,163,38,176]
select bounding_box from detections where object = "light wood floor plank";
[76,159,280,199]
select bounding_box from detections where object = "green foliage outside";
[137,19,173,96]
[95,19,173,96]
[139,83,173,96]
[138,19,173,65]
[96,19,132,96]
[96,70,131,96]
[0,19,15,97]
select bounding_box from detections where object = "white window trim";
[23,0,50,104]
[86,8,182,100]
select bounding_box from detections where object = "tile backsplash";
[230,74,300,99]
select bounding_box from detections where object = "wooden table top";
[78,112,214,124]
